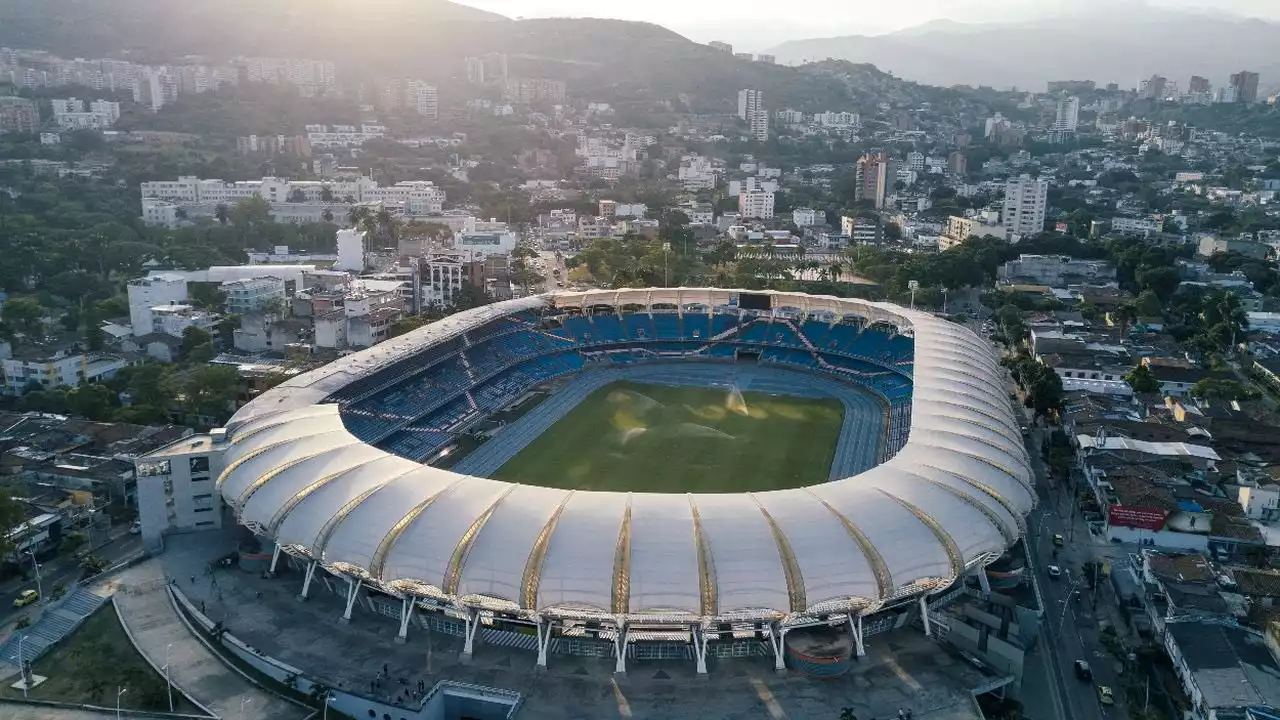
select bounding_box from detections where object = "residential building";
[138,175,445,224]
[501,77,565,104]
[793,208,820,227]
[3,349,129,395]
[50,97,120,129]
[998,255,1115,286]
[840,216,882,246]
[941,214,1006,250]
[1002,174,1049,237]
[1230,71,1260,103]
[1198,236,1269,260]
[222,276,287,315]
[738,189,775,220]
[140,198,181,228]
[379,78,439,118]
[686,203,714,226]
[737,89,763,121]
[1142,75,1169,100]
[708,41,733,53]
[135,433,227,547]
[948,152,968,176]
[422,250,466,309]
[813,111,858,127]
[1054,96,1080,132]
[756,54,776,64]
[854,151,896,209]
[1163,621,1280,720]
[127,273,189,337]
[748,109,769,142]
[677,155,717,191]
[0,95,38,133]
[1188,76,1211,95]
[1111,217,1162,236]
[906,151,924,171]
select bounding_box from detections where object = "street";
[0,530,142,632]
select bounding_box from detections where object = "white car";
[1047,564,1062,579]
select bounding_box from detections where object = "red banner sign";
[1108,505,1168,531]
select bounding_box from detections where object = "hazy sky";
[465,0,1280,49]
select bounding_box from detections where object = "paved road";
[0,531,142,632]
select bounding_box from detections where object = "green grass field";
[493,381,844,492]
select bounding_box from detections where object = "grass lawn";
[1,605,199,714]
[493,380,844,492]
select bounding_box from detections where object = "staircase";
[710,319,747,342]
[784,320,819,353]
[0,586,111,677]
[465,391,479,412]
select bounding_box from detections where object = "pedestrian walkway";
[111,560,307,720]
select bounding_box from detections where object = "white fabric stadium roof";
[219,288,1034,624]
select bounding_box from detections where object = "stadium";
[216,287,1034,674]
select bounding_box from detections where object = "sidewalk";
[111,559,307,720]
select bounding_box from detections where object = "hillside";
[766,9,1280,93]
[0,0,508,61]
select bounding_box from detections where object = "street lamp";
[908,280,919,310]
[164,643,174,712]
[116,687,128,720]
[323,694,337,720]
[12,634,29,698]
[27,550,42,603]
[240,697,252,719]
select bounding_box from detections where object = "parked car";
[1047,565,1063,579]
[1098,686,1115,705]
[1053,534,1065,547]
[13,589,38,608]
[1074,660,1093,681]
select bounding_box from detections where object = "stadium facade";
[166,288,1033,673]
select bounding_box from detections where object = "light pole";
[240,696,252,719]
[323,694,336,720]
[908,280,919,310]
[116,687,128,720]
[27,550,42,603]
[14,634,29,698]
[164,643,174,712]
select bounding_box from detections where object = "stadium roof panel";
[220,289,1034,625]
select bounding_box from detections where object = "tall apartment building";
[128,273,189,336]
[854,151,896,209]
[0,95,38,133]
[738,189,775,219]
[948,152,968,176]
[748,109,769,142]
[1188,76,1211,94]
[50,97,120,129]
[1002,174,1049,238]
[737,89,763,121]
[1054,96,1080,132]
[1230,71,1260,103]
[379,78,439,118]
[906,151,925,171]
[1141,75,1168,100]
[135,434,226,547]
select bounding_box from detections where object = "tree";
[177,364,240,423]
[0,494,29,560]
[287,188,307,203]
[1137,266,1181,302]
[1191,378,1256,401]
[181,326,213,359]
[1,296,45,339]
[214,204,229,225]
[1124,364,1161,394]
[319,187,334,203]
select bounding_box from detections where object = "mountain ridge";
[765,9,1280,92]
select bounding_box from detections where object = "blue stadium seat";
[650,313,683,340]
[624,313,655,340]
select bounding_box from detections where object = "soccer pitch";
[492,381,846,493]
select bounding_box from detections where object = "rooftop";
[1166,621,1280,710]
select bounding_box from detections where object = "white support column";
[269,543,281,574]
[461,609,480,662]
[536,619,553,669]
[771,625,789,672]
[297,561,316,601]
[978,567,992,595]
[694,626,709,675]
[396,596,414,644]
[613,623,629,675]
[341,577,363,623]
[851,614,866,657]
[919,595,932,637]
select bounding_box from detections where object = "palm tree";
[214,204,229,225]
[322,209,334,224]
[319,187,334,203]
[347,206,369,229]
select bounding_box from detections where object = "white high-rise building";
[737,89,763,121]
[1002,174,1050,238]
[1054,96,1080,132]
[748,110,769,141]
[335,229,367,272]
[906,151,925,171]
[738,189,775,219]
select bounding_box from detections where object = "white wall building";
[3,351,130,395]
[50,97,120,129]
[139,176,446,220]
[149,304,217,339]
[135,434,226,548]
[793,208,820,227]
[906,152,925,171]
[128,273,189,337]
[738,189,775,220]
[1054,96,1080,132]
[737,89,763,121]
[335,228,367,272]
[1002,174,1049,238]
